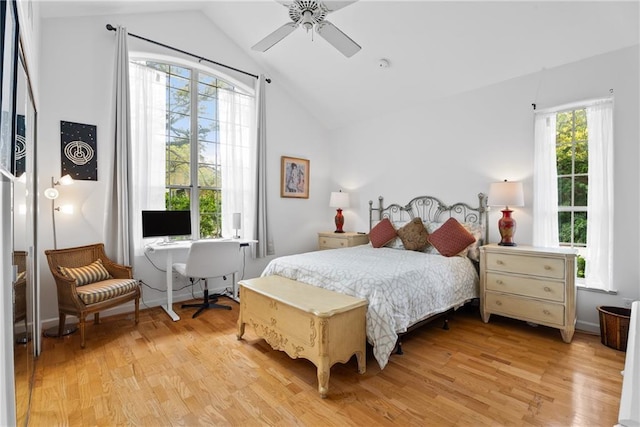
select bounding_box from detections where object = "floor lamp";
[43,174,78,337]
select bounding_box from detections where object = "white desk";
[145,238,256,321]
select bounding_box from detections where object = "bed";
[261,193,488,369]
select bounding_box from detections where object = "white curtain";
[129,62,167,256]
[584,100,614,290]
[532,111,559,248]
[254,75,274,257]
[220,85,255,244]
[105,26,132,264]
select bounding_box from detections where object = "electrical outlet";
[622,298,633,308]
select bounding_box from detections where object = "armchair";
[44,243,141,348]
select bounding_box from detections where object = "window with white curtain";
[533,98,614,291]
[129,57,256,253]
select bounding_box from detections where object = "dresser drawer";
[485,252,565,279]
[319,236,349,249]
[485,272,565,302]
[485,292,565,326]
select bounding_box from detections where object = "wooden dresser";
[480,244,577,343]
[317,231,369,250]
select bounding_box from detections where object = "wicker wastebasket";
[597,306,631,351]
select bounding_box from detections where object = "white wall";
[38,10,331,326]
[329,45,640,332]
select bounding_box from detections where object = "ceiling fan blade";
[316,21,361,57]
[275,1,294,7]
[252,22,298,52]
[321,1,358,13]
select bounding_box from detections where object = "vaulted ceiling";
[41,1,639,130]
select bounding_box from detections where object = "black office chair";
[173,240,240,318]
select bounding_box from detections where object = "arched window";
[129,56,255,250]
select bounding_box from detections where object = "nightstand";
[479,244,577,343]
[318,231,369,250]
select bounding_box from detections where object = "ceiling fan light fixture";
[254,0,360,57]
[301,10,314,31]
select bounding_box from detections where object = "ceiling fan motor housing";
[289,0,328,30]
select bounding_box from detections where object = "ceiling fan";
[252,1,361,58]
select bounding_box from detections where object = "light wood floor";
[28,298,625,426]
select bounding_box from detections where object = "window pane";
[556,111,573,143]
[558,177,572,206]
[575,140,588,174]
[198,81,217,97]
[199,140,219,165]
[556,140,573,175]
[574,109,588,141]
[199,189,221,238]
[199,73,216,88]
[168,88,190,115]
[574,212,587,245]
[166,188,191,211]
[574,175,588,206]
[198,161,220,188]
[170,65,190,79]
[198,117,217,142]
[198,93,217,120]
[169,112,190,139]
[169,74,189,91]
[167,139,190,186]
[558,211,572,244]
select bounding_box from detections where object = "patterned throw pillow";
[462,223,483,262]
[397,217,430,251]
[58,259,112,286]
[369,218,397,248]
[427,217,476,257]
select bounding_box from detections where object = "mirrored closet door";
[12,44,37,427]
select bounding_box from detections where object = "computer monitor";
[141,210,192,240]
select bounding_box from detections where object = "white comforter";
[261,245,479,369]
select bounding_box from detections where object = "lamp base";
[43,323,78,338]
[334,208,345,233]
[497,208,517,246]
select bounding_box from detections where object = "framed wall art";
[280,156,309,199]
[60,120,97,181]
[0,0,18,178]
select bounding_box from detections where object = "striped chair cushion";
[76,278,139,305]
[58,259,112,286]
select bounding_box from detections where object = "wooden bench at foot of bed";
[236,275,368,398]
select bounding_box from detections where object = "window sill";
[576,283,618,295]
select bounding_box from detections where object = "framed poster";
[281,156,309,199]
[60,120,97,181]
[0,0,18,178]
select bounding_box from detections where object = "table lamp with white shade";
[329,190,350,233]
[488,180,524,246]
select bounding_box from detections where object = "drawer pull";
[544,265,552,270]
[496,260,505,265]
[544,286,552,292]
[495,300,502,306]
[496,280,504,285]
[543,309,551,316]
[340,242,345,246]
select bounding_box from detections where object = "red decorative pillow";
[427,217,476,257]
[369,218,397,248]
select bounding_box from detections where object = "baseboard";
[576,320,600,335]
